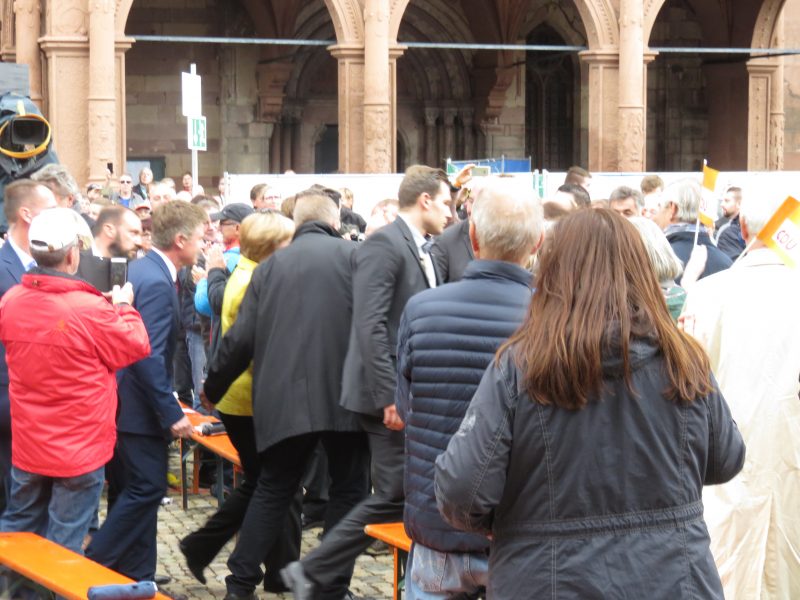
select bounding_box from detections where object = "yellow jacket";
[215,255,257,416]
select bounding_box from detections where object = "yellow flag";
[698,164,719,227]
[702,164,719,191]
[756,196,800,268]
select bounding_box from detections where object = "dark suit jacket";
[0,241,25,430]
[432,218,474,283]
[340,217,436,416]
[116,251,183,438]
[205,222,362,452]
[0,243,26,385]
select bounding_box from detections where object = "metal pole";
[190,63,198,193]
[131,34,800,57]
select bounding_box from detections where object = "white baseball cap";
[29,208,80,252]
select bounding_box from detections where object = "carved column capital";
[423,107,440,127]
[442,107,458,126]
[256,61,294,124]
[13,0,39,16]
[90,0,115,14]
[283,103,304,124]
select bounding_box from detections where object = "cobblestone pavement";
[122,453,395,600]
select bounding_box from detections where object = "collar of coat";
[22,267,103,296]
[461,259,533,289]
[293,220,342,241]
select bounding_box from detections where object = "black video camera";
[0,93,58,233]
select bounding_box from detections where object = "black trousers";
[301,414,405,600]
[172,326,194,404]
[302,441,330,521]
[181,413,302,590]
[225,430,369,596]
[86,433,168,581]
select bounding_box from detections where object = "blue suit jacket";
[117,251,183,438]
[0,241,25,388]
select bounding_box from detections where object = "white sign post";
[181,64,203,191]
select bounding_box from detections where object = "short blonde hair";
[628,216,683,282]
[239,212,295,263]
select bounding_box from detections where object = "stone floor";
[132,455,395,600]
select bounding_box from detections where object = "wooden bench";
[178,404,242,509]
[0,532,171,599]
[365,522,412,600]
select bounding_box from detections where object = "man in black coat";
[432,215,473,283]
[203,193,370,600]
[281,165,453,600]
[433,180,479,284]
[653,178,732,284]
[715,186,746,260]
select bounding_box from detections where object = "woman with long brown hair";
[435,208,744,599]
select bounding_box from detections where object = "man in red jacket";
[0,207,150,554]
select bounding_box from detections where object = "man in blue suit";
[86,201,208,581]
[0,180,56,516]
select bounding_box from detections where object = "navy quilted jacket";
[396,259,532,552]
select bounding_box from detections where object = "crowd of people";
[0,159,796,600]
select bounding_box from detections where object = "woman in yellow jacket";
[180,210,295,589]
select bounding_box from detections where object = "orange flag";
[756,196,800,268]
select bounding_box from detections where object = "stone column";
[618,0,645,171]
[363,0,392,173]
[424,106,439,167]
[329,43,365,173]
[113,37,133,185]
[461,108,475,160]
[280,117,293,172]
[747,61,776,171]
[769,13,785,170]
[88,0,116,184]
[579,50,620,172]
[443,107,458,161]
[388,45,405,172]
[40,0,91,184]
[2,1,17,62]
[14,0,43,106]
[287,105,304,172]
[270,121,282,173]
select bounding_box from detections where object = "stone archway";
[572,0,618,49]
[643,0,667,45]
[116,0,135,35]
[323,0,365,43]
[753,0,788,48]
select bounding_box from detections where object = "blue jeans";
[405,542,488,599]
[0,465,105,554]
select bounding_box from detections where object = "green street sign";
[188,116,207,151]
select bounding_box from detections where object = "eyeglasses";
[119,179,132,184]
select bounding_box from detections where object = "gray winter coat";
[435,339,745,599]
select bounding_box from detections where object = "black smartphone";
[107,161,114,175]
[109,258,127,288]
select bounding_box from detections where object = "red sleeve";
[87,301,151,371]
